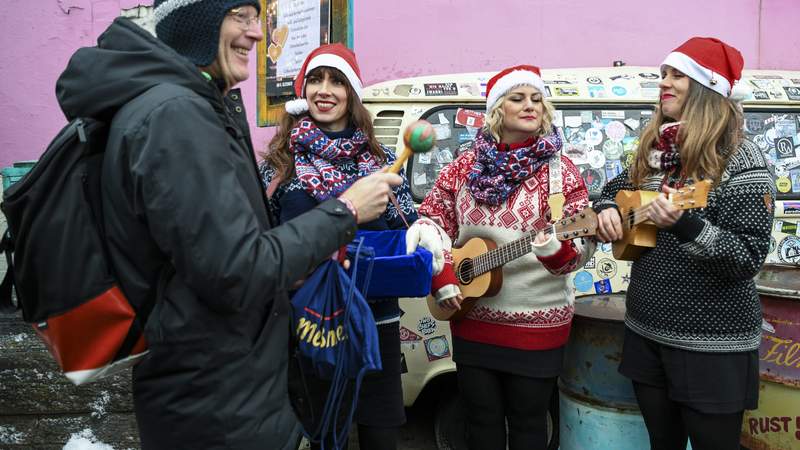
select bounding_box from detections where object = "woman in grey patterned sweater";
[594,37,774,450]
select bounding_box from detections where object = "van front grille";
[372,110,405,152]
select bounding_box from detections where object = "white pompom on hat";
[661,37,747,100]
[284,43,363,114]
[485,65,547,112]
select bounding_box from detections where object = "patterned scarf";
[467,127,562,206]
[648,122,682,171]
[290,118,382,201]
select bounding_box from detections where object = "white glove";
[406,219,447,275]
[531,233,562,257]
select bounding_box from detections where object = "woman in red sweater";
[407,65,595,450]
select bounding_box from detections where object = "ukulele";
[426,209,598,321]
[612,180,712,261]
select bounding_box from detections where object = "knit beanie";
[485,65,547,112]
[661,37,749,100]
[284,43,363,115]
[153,0,261,67]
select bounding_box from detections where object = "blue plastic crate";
[1,161,36,191]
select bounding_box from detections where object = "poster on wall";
[258,0,351,126]
[264,0,330,98]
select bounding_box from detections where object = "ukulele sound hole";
[457,259,474,285]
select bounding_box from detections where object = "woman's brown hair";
[262,67,385,181]
[630,78,743,187]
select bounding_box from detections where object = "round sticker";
[599,242,613,254]
[603,140,624,160]
[605,121,626,142]
[752,134,768,151]
[585,128,603,146]
[587,77,602,85]
[588,150,606,168]
[573,271,594,292]
[582,168,604,192]
[778,236,800,264]
[776,177,792,193]
[597,258,618,279]
[612,86,627,96]
[764,128,777,144]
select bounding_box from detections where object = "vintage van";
[361,66,800,450]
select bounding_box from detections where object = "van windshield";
[405,106,798,202]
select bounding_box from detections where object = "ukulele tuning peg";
[570,217,577,223]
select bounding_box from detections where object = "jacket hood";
[56,17,219,122]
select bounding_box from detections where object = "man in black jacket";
[55,1,400,448]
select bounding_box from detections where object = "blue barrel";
[559,294,692,450]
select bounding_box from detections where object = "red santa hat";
[284,43,364,115]
[485,65,547,112]
[661,37,749,101]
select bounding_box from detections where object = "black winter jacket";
[55,18,357,449]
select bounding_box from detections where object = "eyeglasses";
[227,8,262,30]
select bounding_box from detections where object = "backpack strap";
[0,229,16,313]
[112,263,174,362]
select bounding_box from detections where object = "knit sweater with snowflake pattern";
[419,149,595,351]
[594,141,775,352]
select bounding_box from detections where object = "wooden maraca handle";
[386,120,435,174]
[387,148,412,174]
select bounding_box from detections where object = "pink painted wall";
[1,0,799,168]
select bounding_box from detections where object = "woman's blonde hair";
[630,78,743,187]
[262,66,385,181]
[483,86,555,142]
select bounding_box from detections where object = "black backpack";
[0,117,153,385]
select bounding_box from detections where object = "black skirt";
[619,327,759,414]
[453,336,565,378]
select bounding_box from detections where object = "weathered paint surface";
[741,380,800,450]
[2,1,800,167]
[740,264,800,450]
[559,393,660,450]
[561,294,637,409]
[560,293,693,450]
[756,264,800,387]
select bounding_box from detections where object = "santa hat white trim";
[485,70,547,111]
[662,51,732,97]
[304,54,363,99]
[284,98,310,115]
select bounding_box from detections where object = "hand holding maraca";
[387,120,435,174]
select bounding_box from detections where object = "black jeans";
[457,364,556,450]
[633,381,745,450]
[310,424,398,450]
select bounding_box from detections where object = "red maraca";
[387,120,435,174]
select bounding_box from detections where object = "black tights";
[310,423,398,450]
[457,364,555,450]
[633,381,745,450]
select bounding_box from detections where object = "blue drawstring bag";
[289,239,381,449]
[346,230,433,298]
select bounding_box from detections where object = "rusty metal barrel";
[741,263,800,450]
[558,293,651,450]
